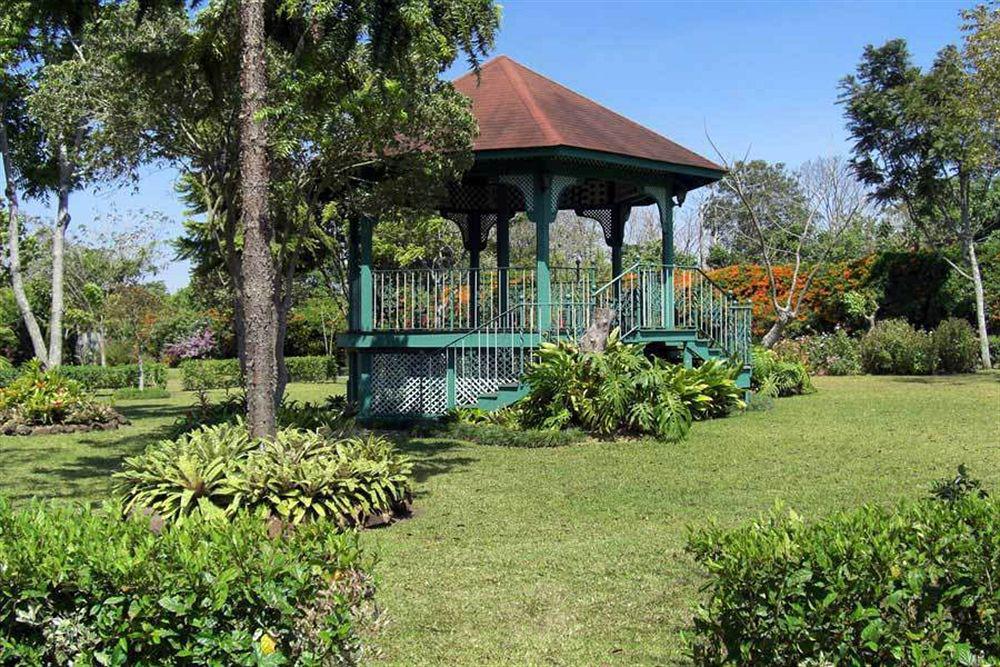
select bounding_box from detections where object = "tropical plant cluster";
[179,356,339,391]
[514,335,746,442]
[115,422,412,528]
[750,348,814,398]
[0,362,125,435]
[860,318,980,375]
[686,470,998,665]
[0,362,167,390]
[0,498,377,665]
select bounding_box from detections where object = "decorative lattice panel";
[370,351,447,415]
[548,175,578,216]
[444,180,529,214]
[497,174,535,214]
[454,347,526,406]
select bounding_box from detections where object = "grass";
[0,372,997,664]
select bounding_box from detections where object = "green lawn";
[0,373,997,665]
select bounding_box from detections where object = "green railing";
[372,266,597,331]
[375,263,751,366]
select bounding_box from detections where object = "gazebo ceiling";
[453,55,724,178]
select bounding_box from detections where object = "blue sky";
[21,0,968,291]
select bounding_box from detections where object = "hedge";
[179,356,339,390]
[0,363,167,390]
[0,498,376,664]
[686,492,998,665]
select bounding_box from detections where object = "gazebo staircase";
[439,263,753,413]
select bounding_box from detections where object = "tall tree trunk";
[238,0,278,439]
[47,140,74,367]
[965,235,992,369]
[0,112,49,365]
[98,322,107,366]
[960,179,991,370]
[137,349,145,390]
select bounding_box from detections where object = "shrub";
[518,335,745,442]
[774,330,861,376]
[115,422,412,527]
[179,356,339,390]
[421,418,587,448]
[990,335,1000,364]
[0,363,167,390]
[859,318,937,375]
[687,490,999,664]
[750,347,813,397]
[112,387,170,400]
[285,355,340,383]
[0,361,124,430]
[0,498,377,664]
[932,317,979,373]
[170,394,352,438]
[179,358,241,391]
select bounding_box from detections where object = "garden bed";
[0,413,129,436]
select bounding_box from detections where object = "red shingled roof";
[453,55,722,172]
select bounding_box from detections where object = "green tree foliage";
[103,284,164,389]
[841,36,1000,368]
[85,0,501,431]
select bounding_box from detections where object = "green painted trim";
[471,146,725,181]
[337,331,544,349]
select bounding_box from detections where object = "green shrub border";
[179,356,339,390]
[0,363,167,390]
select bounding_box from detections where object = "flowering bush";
[708,258,872,336]
[773,330,862,376]
[163,328,216,364]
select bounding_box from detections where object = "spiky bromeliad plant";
[518,333,744,442]
[115,421,412,527]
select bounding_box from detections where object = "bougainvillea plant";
[164,328,217,361]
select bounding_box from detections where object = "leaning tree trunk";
[760,309,793,349]
[965,235,992,369]
[238,0,278,439]
[0,112,49,365]
[47,141,74,368]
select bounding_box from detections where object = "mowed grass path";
[0,373,997,664]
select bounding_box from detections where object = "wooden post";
[351,216,374,416]
[660,197,674,329]
[468,212,481,327]
[359,216,374,332]
[532,174,552,332]
[497,209,510,313]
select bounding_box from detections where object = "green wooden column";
[610,203,626,279]
[497,209,510,312]
[532,174,553,331]
[467,212,481,327]
[660,197,675,329]
[356,216,374,415]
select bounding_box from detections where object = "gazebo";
[338,56,751,418]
